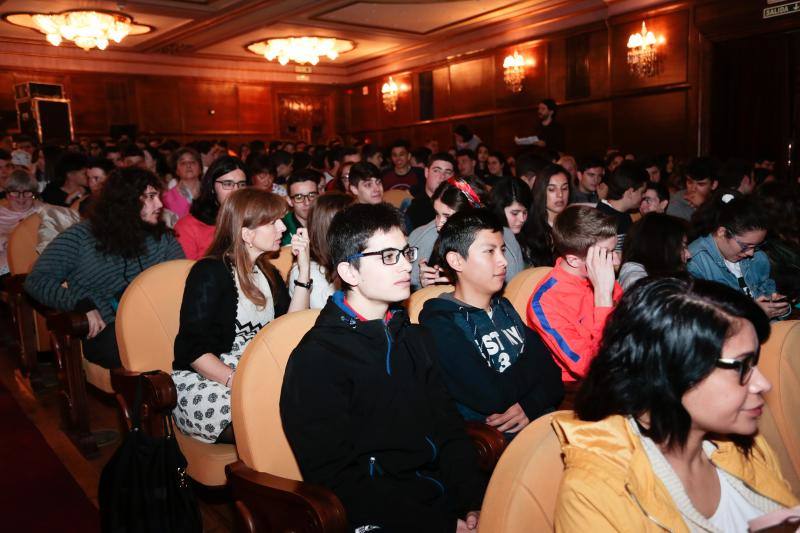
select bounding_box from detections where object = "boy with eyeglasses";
[406,152,457,231]
[281,203,486,533]
[281,169,321,245]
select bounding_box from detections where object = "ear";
[714,226,727,240]
[349,183,359,196]
[564,253,583,269]
[623,187,635,200]
[337,261,361,287]
[445,251,465,273]
[659,199,669,211]
[711,180,719,191]
[424,166,430,181]
[241,227,254,246]
[286,195,295,208]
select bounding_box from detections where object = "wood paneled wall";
[342,3,699,158]
[0,70,339,144]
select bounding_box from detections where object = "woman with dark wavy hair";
[174,155,248,259]
[520,163,571,266]
[25,167,184,368]
[553,278,798,531]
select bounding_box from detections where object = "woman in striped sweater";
[25,166,184,368]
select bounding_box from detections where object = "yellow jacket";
[552,413,798,533]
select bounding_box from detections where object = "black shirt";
[405,192,436,232]
[537,120,565,153]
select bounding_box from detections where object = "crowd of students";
[1,126,798,532]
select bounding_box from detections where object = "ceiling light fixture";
[246,37,355,66]
[3,10,152,51]
[626,21,665,78]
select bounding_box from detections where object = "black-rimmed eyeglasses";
[715,351,759,385]
[346,245,419,265]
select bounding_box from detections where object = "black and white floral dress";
[172,267,275,443]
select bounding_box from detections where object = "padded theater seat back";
[503,267,552,319]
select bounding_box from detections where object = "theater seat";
[758,320,800,494]
[270,245,295,282]
[503,267,552,319]
[479,411,569,533]
[383,189,412,209]
[114,259,237,487]
[407,284,454,324]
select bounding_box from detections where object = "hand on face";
[585,244,616,307]
[291,227,311,274]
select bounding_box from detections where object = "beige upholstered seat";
[116,259,237,487]
[407,284,454,324]
[503,266,552,320]
[231,309,321,479]
[479,410,569,532]
[270,245,295,283]
[758,320,800,494]
[383,188,412,208]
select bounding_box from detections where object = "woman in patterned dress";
[172,188,311,443]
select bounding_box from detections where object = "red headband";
[447,178,482,208]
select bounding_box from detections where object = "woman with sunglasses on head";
[687,193,790,319]
[553,277,798,532]
[172,188,310,444]
[174,156,248,260]
[0,170,40,276]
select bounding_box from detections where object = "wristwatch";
[294,278,313,290]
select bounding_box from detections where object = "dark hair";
[717,158,753,191]
[576,277,769,452]
[362,144,382,162]
[487,150,508,176]
[488,177,532,229]
[411,147,432,166]
[170,147,202,174]
[605,150,623,169]
[456,149,477,162]
[606,160,648,200]
[247,153,272,176]
[122,145,144,159]
[327,203,405,288]
[622,214,688,277]
[287,169,323,192]
[521,164,571,266]
[434,208,504,281]
[686,156,718,183]
[89,167,169,258]
[348,162,381,187]
[515,152,550,179]
[540,98,558,116]
[645,180,670,202]
[55,152,88,186]
[292,151,311,172]
[453,124,474,141]
[431,176,488,209]
[429,152,456,169]
[0,148,10,161]
[270,150,292,169]
[87,157,115,175]
[692,192,768,239]
[190,155,249,225]
[578,156,605,173]
[389,139,411,152]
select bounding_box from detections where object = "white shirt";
[723,258,751,296]
[709,468,764,533]
[288,260,335,310]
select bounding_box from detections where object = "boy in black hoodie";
[280,203,486,533]
[419,209,563,436]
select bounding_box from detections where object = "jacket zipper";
[369,456,384,478]
[625,483,674,532]
[425,436,438,462]
[416,471,445,495]
[383,325,392,375]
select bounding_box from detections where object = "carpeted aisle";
[0,380,100,532]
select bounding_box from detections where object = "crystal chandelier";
[246,37,354,66]
[381,77,399,112]
[626,22,664,78]
[3,10,152,51]
[502,51,528,93]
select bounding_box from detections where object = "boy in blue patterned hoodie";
[420,209,563,436]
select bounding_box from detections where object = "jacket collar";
[551,257,593,289]
[320,291,407,336]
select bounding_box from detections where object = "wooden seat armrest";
[46,310,89,338]
[111,369,177,435]
[465,421,507,472]
[4,273,28,295]
[226,461,348,533]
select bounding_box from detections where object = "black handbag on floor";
[99,375,203,533]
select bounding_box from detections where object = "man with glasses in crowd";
[281,169,322,245]
[406,153,457,231]
[281,203,486,533]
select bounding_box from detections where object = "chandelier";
[246,37,354,66]
[502,51,530,93]
[3,10,152,51]
[381,77,399,112]
[626,22,664,78]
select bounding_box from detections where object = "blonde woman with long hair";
[172,188,310,444]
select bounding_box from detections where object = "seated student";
[406,153,456,231]
[639,180,670,216]
[348,162,384,204]
[419,209,563,436]
[520,163,571,267]
[667,157,719,221]
[569,157,604,205]
[0,170,41,276]
[78,157,116,216]
[172,189,311,444]
[527,205,622,382]
[40,151,89,207]
[25,167,185,368]
[553,278,798,531]
[174,156,248,260]
[248,152,287,196]
[163,147,203,219]
[410,177,524,290]
[281,203,486,533]
[596,160,648,251]
[618,213,690,290]
[381,139,424,190]
[281,169,322,245]
[288,192,355,309]
[687,194,789,320]
[456,149,477,178]
[757,181,800,302]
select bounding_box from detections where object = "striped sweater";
[24,220,184,323]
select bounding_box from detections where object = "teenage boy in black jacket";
[419,209,563,437]
[280,203,486,533]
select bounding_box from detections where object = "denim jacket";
[687,234,775,297]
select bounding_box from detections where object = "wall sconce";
[626,21,664,78]
[381,77,399,112]
[502,51,533,93]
